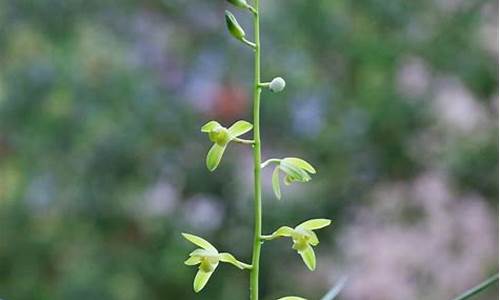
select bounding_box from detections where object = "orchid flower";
[261,157,316,200]
[182,233,252,292]
[262,219,331,271]
[201,120,253,171]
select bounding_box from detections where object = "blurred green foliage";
[0,0,497,299]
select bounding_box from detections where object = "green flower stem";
[452,273,498,300]
[242,37,257,49]
[257,82,270,88]
[250,0,262,299]
[260,158,281,168]
[233,138,255,144]
[259,235,273,241]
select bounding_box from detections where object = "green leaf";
[279,161,311,182]
[193,269,214,292]
[228,120,253,137]
[299,245,316,271]
[182,233,218,252]
[321,276,348,300]
[218,252,252,269]
[201,120,222,132]
[206,143,227,171]
[272,166,281,200]
[184,256,202,266]
[282,157,316,174]
[297,219,331,231]
[277,297,307,300]
[225,10,245,40]
[452,273,499,300]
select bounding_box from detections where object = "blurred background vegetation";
[0,0,498,299]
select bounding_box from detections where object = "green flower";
[182,233,252,293]
[201,120,253,171]
[262,219,331,271]
[269,157,316,200]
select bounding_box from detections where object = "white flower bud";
[269,77,286,93]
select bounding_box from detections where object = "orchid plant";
[182,0,331,299]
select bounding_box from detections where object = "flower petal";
[297,218,331,231]
[279,161,311,182]
[184,256,202,266]
[201,121,222,132]
[299,244,316,271]
[182,233,218,252]
[277,297,308,300]
[228,120,253,137]
[189,248,214,257]
[271,226,295,238]
[307,230,319,246]
[272,166,281,200]
[193,269,214,293]
[281,157,316,174]
[206,143,227,172]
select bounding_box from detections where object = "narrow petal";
[271,226,295,239]
[201,121,222,132]
[189,249,211,257]
[193,269,214,292]
[281,157,316,174]
[206,143,227,171]
[299,245,316,271]
[227,120,253,137]
[182,233,218,252]
[272,166,281,200]
[277,297,308,300]
[297,218,332,231]
[184,256,202,266]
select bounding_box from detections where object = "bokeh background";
[0,0,498,299]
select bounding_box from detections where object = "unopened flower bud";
[269,77,286,93]
[225,10,246,40]
[227,0,248,9]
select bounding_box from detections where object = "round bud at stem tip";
[269,77,286,93]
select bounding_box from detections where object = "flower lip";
[209,127,230,145]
